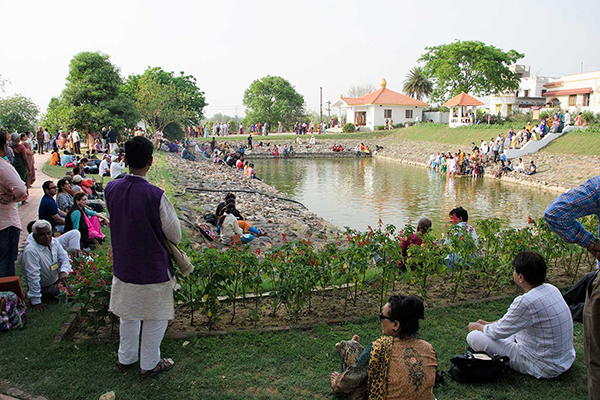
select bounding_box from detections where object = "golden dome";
[380,78,387,88]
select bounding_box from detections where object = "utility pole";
[581,62,584,73]
[319,87,323,123]
[326,100,332,121]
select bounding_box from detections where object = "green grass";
[191,131,397,143]
[541,128,600,156]
[0,297,587,399]
[390,124,515,147]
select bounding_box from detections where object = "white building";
[489,65,555,117]
[332,79,429,131]
[541,70,600,113]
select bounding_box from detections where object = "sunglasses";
[379,313,395,323]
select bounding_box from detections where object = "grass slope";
[0,298,587,399]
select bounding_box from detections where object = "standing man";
[36,128,45,154]
[101,127,108,151]
[0,132,28,277]
[107,126,117,154]
[105,137,180,377]
[72,128,81,154]
[247,134,253,150]
[544,176,600,400]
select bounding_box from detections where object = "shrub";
[343,122,355,133]
[374,125,386,131]
[393,123,405,128]
[582,111,596,123]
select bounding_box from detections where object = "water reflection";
[253,158,558,232]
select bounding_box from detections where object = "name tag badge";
[50,263,58,271]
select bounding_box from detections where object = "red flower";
[254,248,261,256]
[282,233,287,242]
[528,216,533,224]
[378,218,383,227]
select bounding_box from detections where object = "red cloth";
[400,233,423,257]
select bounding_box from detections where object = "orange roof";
[544,81,563,88]
[341,87,429,107]
[543,87,592,97]
[442,92,484,107]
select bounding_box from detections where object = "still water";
[252,157,559,232]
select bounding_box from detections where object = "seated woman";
[56,178,75,213]
[50,149,60,166]
[64,192,109,248]
[331,295,437,399]
[467,251,575,379]
[219,203,254,245]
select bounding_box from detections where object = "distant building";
[332,79,429,131]
[490,65,555,117]
[541,70,600,113]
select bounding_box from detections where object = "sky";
[2,0,600,118]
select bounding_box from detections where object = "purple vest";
[105,175,173,284]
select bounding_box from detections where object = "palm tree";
[403,67,433,101]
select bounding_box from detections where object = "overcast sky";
[2,0,600,118]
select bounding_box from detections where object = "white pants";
[109,143,118,153]
[57,230,81,253]
[467,330,530,376]
[118,319,168,371]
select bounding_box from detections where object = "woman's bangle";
[588,239,600,252]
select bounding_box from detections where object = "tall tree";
[0,94,39,132]
[403,67,433,100]
[49,51,139,134]
[419,40,524,102]
[347,83,376,98]
[243,75,305,129]
[125,67,206,136]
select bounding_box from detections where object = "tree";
[0,74,9,93]
[403,67,433,101]
[347,83,376,98]
[243,76,305,130]
[418,40,524,102]
[47,51,139,135]
[41,96,68,134]
[125,67,206,135]
[0,94,40,132]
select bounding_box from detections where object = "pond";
[252,157,559,232]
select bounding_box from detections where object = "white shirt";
[99,159,110,175]
[457,221,478,246]
[110,160,125,179]
[22,238,72,305]
[72,130,80,143]
[220,213,243,245]
[484,283,575,379]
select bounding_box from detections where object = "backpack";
[198,223,216,242]
[449,349,510,383]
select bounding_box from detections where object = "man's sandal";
[141,358,175,378]
[114,360,136,373]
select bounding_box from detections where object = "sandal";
[114,360,136,373]
[141,358,174,377]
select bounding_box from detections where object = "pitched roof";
[341,87,429,107]
[542,87,593,97]
[543,81,563,88]
[442,92,484,107]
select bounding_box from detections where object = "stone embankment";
[162,154,341,250]
[238,135,599,192]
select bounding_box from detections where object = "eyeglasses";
[379,313,395,323]
[48,186,57,190]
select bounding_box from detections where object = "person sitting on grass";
[525,160,536,176]
[467,251,575,379]
[64,192,108,250]
[25,220,81,255]
[21,220,72,311]
[56,178,76,213]
[400,217,432,258]
[49,149,60,166]
[331,295,437,399]
[60,150,74,167]
[38,180,66,233]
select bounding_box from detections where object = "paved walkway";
[17,151,52,249]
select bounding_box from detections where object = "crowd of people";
[1,126,599,398]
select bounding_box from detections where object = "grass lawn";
[192,131,397,143]
[0,297,587,399]
[540,128,600,156]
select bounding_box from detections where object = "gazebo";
[443,92,484,128]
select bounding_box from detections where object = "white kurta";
[109,175,181,321]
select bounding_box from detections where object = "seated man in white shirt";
[467,251,575,379]
[21,220,73,310]
[25,220,81,255]
[99,154,111,177]
[110,155,126,179]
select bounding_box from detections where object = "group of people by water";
[1,127,599,399]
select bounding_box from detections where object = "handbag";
[450,348,510,383]
[230,234,242,246]
[163,239,194,277]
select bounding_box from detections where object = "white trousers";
[57,230,81,253]
[118,319,168,371]
[109,143,118,153]
[467,330,530,376]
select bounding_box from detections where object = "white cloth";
[109,142,118,154]
[25,231,81,253]
[118,319,168,370]
[457,222,478,246]
[110,160,125,179]
[470,283,575,379]
[72,130,80,143]
[99,159,110,176]
[21,238,72,305]
[109,176,181,321]
[220,213,243,245]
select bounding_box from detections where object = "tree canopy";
[418,40,524,102]
[243,76,305,130]
[125,67,207,135]
[347,83,376,98]
[44,51,139,134]
[403,67,433,101]
[0,94,40,133]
